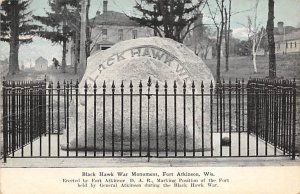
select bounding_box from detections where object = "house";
[89,0,152,53]
[274,21,300,54]
[35,56,48,71]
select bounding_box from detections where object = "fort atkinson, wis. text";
[61,171,229,188]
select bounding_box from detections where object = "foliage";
[130,0,203,43]
[0,0,39,43]
[0,0,40,75]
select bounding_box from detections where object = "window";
[132,30,137,39]
[118,29,123,41]
[102,29,107,40]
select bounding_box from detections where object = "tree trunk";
[253,51,257,73]
[8,0,20,75]
[267,0,276,78]
[74,31,80,74]
[61,38,67,73]
[224,12,229,72]
[79,0,87,79]
[85,0,91,58]
[225,0,231,72]
[216,26,222,82]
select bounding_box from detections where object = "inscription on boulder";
[63,37,215,152]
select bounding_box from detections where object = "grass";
[205,54,300,81]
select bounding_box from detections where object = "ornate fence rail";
[1,78,297,162]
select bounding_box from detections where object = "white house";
[35,56,48,71]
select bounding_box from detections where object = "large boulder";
[63,37,215,153]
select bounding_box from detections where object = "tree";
[130,0,203,43]
[206,0,226,82]
[267,0,276,78]
[245,0,266,73]
[33,0,80,73]
[0,0,39,75]
[224,0,231,72]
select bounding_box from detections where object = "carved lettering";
[117,52,126,62]
[142,48,151,57]
[131,48,141,57]
[164,54,175,66]
[107,56,115,66]
[151,49,165,60]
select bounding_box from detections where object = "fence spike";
[148,77,152,87]
[112,80,115,89]
[201,80,204,89]
[93,81,97,89]
[129,80,133,88]
[139,80,142,88]
[155,80,159,89]
[75,80,79,88]
[67,81,70,88]
[57,81,60,89]
[84,80,88,89]
[103,80,106,89]
[173,80,177,89]
[164,80,168,88]
[63,80,66,85]
[183,80,186,88]
[192,80,195,88]
[121,80,124,88]
[210,80,213,89]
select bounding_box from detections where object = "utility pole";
[79,0,87,77]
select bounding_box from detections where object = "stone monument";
[63,37,215,153]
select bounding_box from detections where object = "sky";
[1,0,300,65]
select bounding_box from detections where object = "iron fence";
[1,78,297,162]
[247,78,296,158]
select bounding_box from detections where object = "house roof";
[97,39,114,45]
[274,29,300,42]
[35,56,47,63]
[274,26,300,35]
[90,11,139,27]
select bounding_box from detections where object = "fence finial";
[84,80,88,89]
[112,80,115,89]
[130,80,133,88]
[139,80,142,88]
[121,80,124,88]
[183,80,186,88]
[173,80,177,89]
[103,81,106,88]
[148,77,152,87]
[155,80,159,89]
[93,81,97,89]
[201,80,204,89]
[75,80,79,88]
[192,80,195,88]
[164,80,168,88]
[57,81,60,89]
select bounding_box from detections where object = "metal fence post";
[292,79,296,160]
[2,79,8,163]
